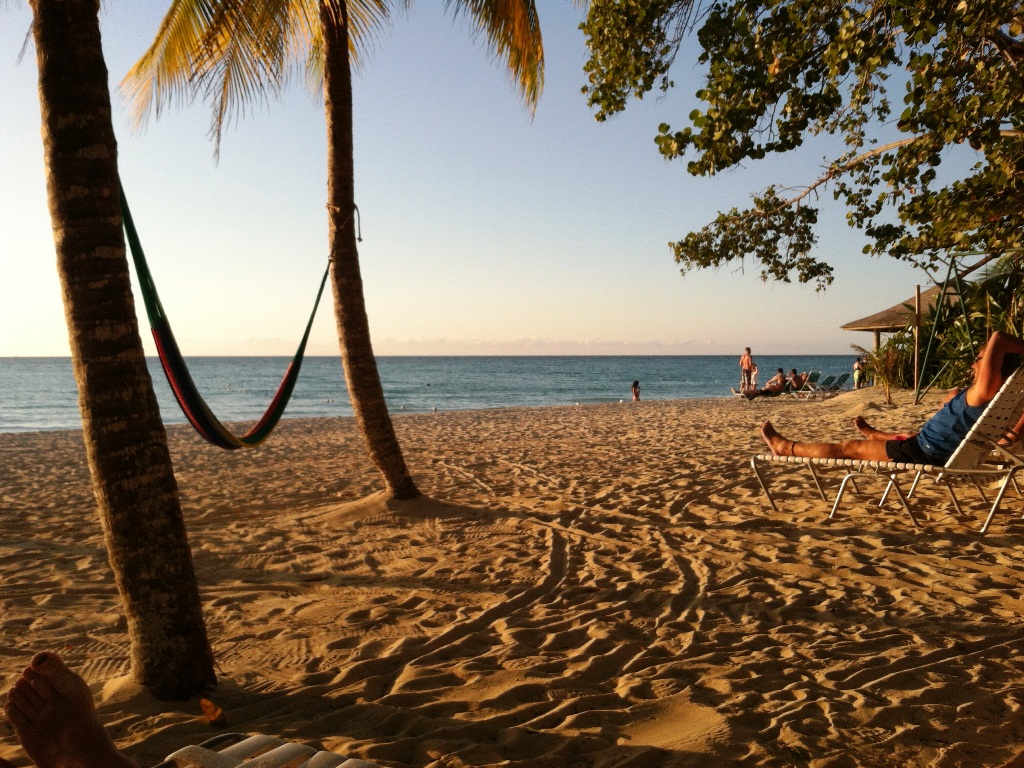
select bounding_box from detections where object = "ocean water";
[0,355,856,433]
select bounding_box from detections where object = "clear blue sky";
[1,3,927,357]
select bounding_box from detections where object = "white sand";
[2,388,1023,767]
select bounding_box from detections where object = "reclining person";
[734,368,788,399]
[761,331,1024,464]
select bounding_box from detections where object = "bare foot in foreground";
[3,653,137,768]
[761,421,794,456]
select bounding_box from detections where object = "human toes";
[10,677,48,717]
[29,652,67,677]
[4,697,31,733]
[28,653,84,700]
[5,684,42,731]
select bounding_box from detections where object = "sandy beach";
[2,388,1024,767]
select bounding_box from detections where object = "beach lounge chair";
[733,383,791,400]
[819,372,851,396]
[750,367,1024,532]
[152,734,379,768]
[733,374,793,399]
[788,371,820,398]
[813,375,836,393]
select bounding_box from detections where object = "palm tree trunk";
[30,0,215,700]
[320,0,419,500]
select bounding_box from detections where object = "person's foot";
[853,415,874,437]
[3,653,137,768]
[761,421,794,456]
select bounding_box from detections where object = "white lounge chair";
[751,367,1024,533]
[152,734,379,768]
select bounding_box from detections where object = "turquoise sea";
[0,355,857,433]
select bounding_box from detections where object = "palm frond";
[444,0,545,111]
[198,0,303,142]
[123,0,394,154]
[122,0,219,128]
[347,0,394,65]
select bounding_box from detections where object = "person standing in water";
[632,380,641,401]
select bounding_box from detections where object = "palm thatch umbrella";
[841,285,954,350]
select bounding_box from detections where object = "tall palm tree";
[123,0,544,501]
[28,0,215,699]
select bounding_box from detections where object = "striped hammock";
[120,188,330,449]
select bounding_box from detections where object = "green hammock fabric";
[120,188,330,450]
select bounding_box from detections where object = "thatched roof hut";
[841,285,950,350]
[842,252,1007,349]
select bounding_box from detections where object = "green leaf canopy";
[581,0,1024,289]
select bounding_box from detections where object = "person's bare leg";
[761,421,891,460]
[3,653,137,768]
[999,411,1024,446]
[852,416,908,441]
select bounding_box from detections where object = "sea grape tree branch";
[582,0,1024,287]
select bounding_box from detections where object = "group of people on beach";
[739,349,871,399]
[736,348,809,399]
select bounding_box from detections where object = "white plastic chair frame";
[751,368,1024,533]
[152,734,379,768]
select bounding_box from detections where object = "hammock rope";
[120,188,331,450]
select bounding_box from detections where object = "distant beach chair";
[813,374,836,393]
[819,372,851,396]
[750,367,1024,533]
[153,734,379,768]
